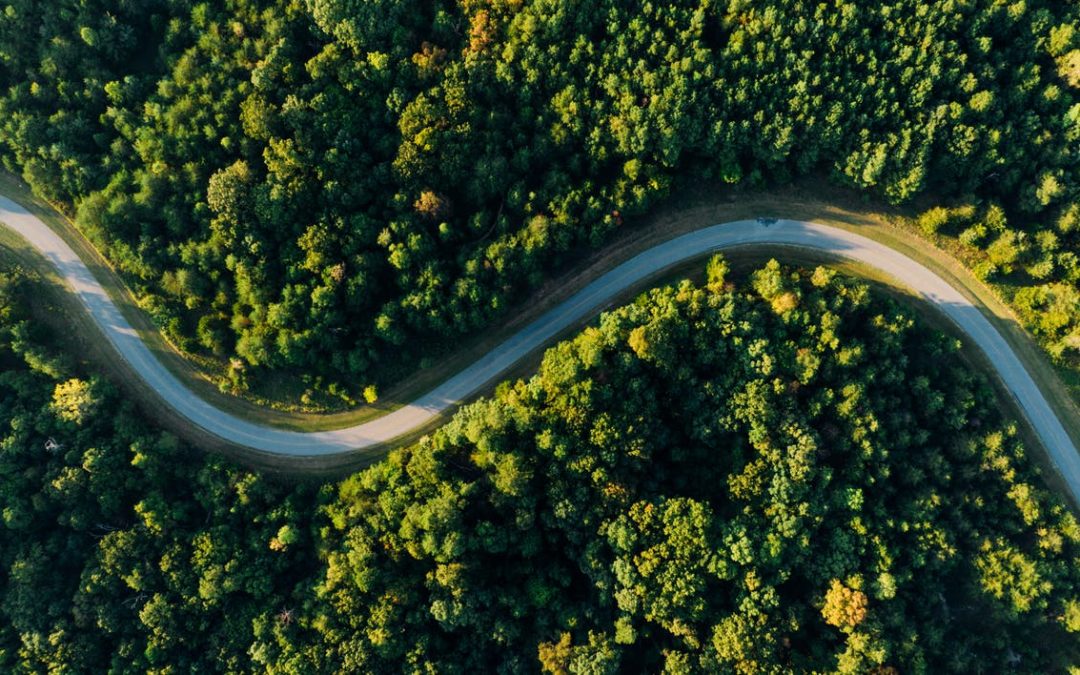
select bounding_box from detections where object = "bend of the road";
[1,196,1078,501]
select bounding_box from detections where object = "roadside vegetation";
[2,260,1077,672]
[0,0,1076,405]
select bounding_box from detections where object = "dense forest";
[0,0,1076,401]
[2,260,1077,672]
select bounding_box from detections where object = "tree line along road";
[1,195,1077,503]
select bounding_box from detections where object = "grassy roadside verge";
[2,172,1077,486]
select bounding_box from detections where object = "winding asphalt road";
[2,196,1078,500]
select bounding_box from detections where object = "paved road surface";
[2,196,1077,501]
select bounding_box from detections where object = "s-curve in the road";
[2,195,1078,501]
